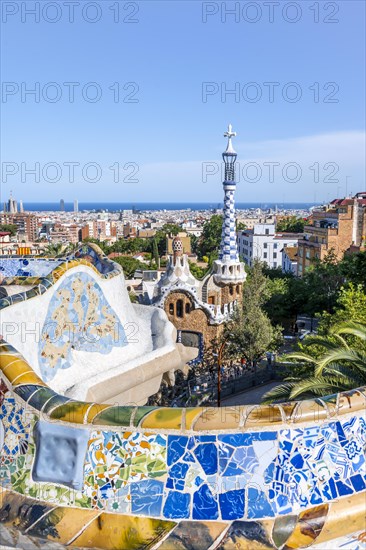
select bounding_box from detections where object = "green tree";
[196,215,223,260]
[154,223,181,256]
[0,224,17,236]
[276,216,306,233]
[42,243,65,257]
[188,261,209,280]
[302,250,344,315]
[263,321,366,402]
[152,237,160,269]
[341,251,366,288]
[113,256,146,278]
[223,260,283,367]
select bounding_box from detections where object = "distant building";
[5,193,18,214]
[0,232,11,245]
[0,213,37,242]
[282,246,298,275]
[73,200,78,213]
[297,193,366,276]
[19,200,24,213]
[49,223,80,244]
[60,199,65,212]
[238,223,302,270]
[237,215,275,230]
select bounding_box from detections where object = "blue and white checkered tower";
[213,124,246,285]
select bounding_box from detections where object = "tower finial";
[223,124,237,154]
[224,124,236,139]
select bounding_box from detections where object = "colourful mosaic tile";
[38,272,128,382]
[83,430,167,510]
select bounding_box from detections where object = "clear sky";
[1,0,365,203]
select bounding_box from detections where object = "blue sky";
[1,0,365,203]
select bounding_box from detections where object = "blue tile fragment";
[194,443,217,475]
[336,480,353,496]
[163,491,190,519]
[131,479,164,517]
[219,490,245,520]
[167,435,188,465]
[193,484,219,520]
[350,474,366,492]
[170,462,189,480]
[247,487,274,518]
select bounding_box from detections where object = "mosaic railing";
[0,257,64,278]
[0,244,122,310]
[0,337,365,549]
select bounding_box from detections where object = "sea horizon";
[17,201,321,213]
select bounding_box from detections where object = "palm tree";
[41,243,65,257]
[263,321,366,403]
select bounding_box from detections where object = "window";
[185,303,190,314]
[273,252,277,259]
[265,229,269,235]
[229,286,234,295]
[273,262,277,268]
[264,252,267,259]
[274,243,277,249]
[264,243,267,249]
[176,299,183,318]
[169,303,174,315]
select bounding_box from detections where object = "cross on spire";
[224,124,236,139]
[223,124,237,155]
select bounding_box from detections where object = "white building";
[237,223,301,270]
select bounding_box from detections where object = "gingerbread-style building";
[153,125,246,352]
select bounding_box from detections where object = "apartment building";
[237,224,302,270]
[297,193,366,276]
[0,213,38,242]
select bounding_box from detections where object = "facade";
[83,220,117,241]
[237,214,275,230]
[238,223,302,270]
[282,246,298,275]
[297,193,366,276]
[152,125,246,349]
[4,193,18,214]
[49,223,80,243]
[0,212,38,242]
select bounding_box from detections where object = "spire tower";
[213,124,246,285]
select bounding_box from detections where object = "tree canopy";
[276,216,306,233]
[224,260,283,366]
[112,256,146,278]
[0,224,17,236]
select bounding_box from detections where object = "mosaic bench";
[0,341,365,549]
[0,246,365,549]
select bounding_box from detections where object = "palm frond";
[285,352,317,364]
[331,321,366,341]
[301,335,346,351]
[261,382,298,404]
[315,349,366,377]
[289,375,356,399]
